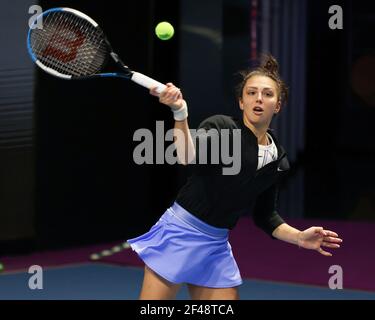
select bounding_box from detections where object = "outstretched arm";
[150,83,195,164]
[272,223,343,257]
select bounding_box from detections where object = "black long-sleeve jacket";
[175,115,290,237]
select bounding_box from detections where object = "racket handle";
[131,72,166,94]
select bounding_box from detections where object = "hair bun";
[260,54,279,75]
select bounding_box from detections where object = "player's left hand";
[298,227,343,256]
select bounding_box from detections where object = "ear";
[239,98,244,110]
[274,100,281,114]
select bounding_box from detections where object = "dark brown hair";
[236,54,289,105]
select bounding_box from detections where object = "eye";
[248,91,256,96]
[265,92,274,97]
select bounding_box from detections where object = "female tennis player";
[127,54,343,300]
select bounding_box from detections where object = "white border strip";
[61,7,99,27]
[36,60,72,79]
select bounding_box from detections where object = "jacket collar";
[235,118,286,160]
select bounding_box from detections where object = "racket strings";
[53,14,106,76]
[43,13,105,76]
[30,11,107,77]
[34,13,79,74]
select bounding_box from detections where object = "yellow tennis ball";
[155,21,174,40]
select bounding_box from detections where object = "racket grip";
[131,72,166,94]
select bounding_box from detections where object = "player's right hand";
[150,83,185,111]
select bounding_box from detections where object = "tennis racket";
[27,7,167,93]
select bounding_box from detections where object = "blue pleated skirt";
[127,202,242,288]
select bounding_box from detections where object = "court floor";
[1,263,374,300]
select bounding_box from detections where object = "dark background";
[305,0,375,220]
[0,0,374,254]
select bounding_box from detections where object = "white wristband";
[172,101,188,121]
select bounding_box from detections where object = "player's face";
[239,75,281,127]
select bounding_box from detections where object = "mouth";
[252,106,264,115]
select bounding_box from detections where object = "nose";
[256,92,263,103]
